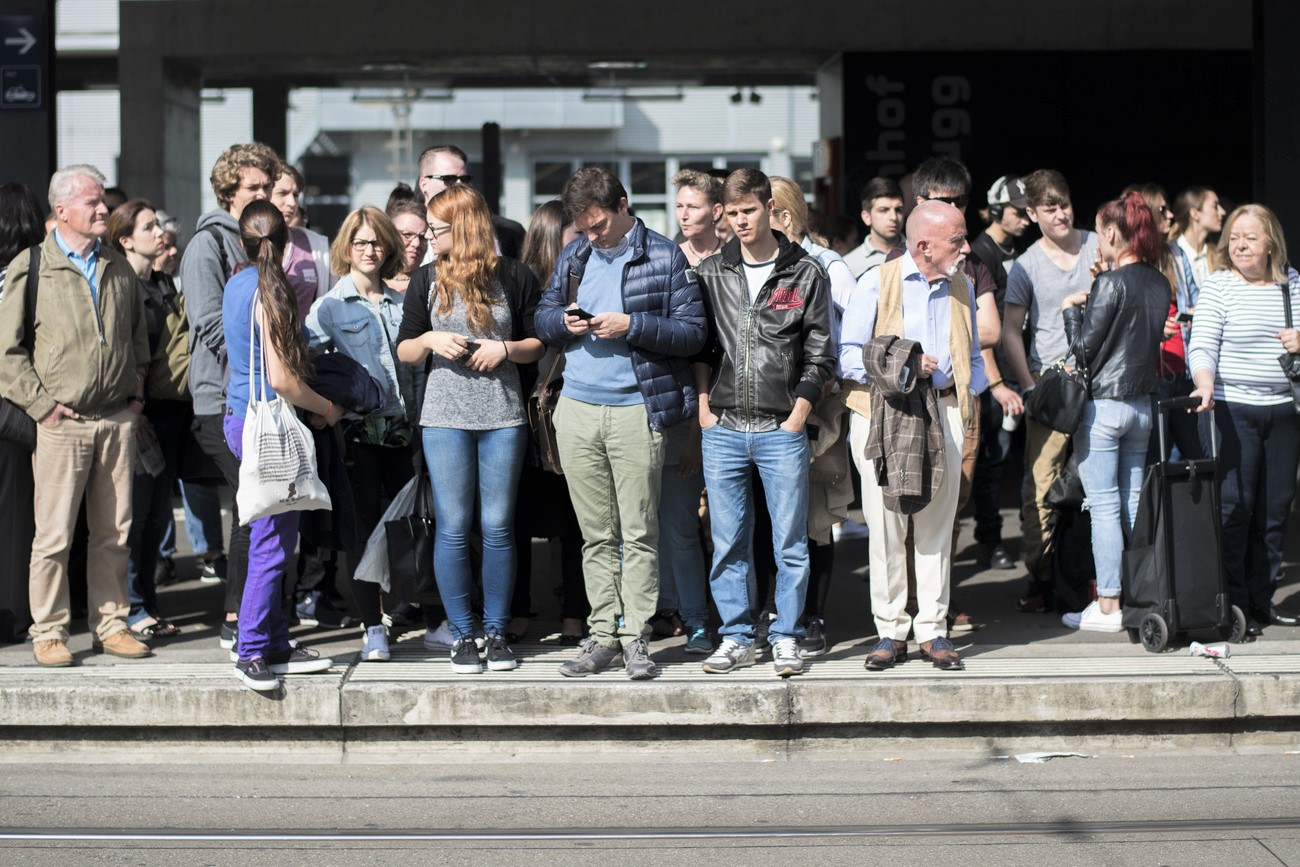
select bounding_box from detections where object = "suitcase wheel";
[1139,613,1169,653]
[1224,605,1249,644]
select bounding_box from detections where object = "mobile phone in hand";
[1176,312,1194,324]
[463,340,481,357]
[568,307,595,321]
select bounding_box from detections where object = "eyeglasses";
[1158,204,1173,218]
[398,230,426,244]
[427,224,452,239]
[423,174,473,186]
[350,239,383,252]
[926,194,969,210]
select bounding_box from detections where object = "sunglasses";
[422,174,473,186]
[926,193,969,210]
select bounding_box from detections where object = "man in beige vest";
[839,201,987,671]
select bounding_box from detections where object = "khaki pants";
[1021,415,1070,589]
[851,392,964,643]
[554,397,664,648]
[29,409,136,642]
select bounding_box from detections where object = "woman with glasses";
[384,198,429,295]
[305,207,415,661]
[1172,186,1227,289]
[396,185,545,673]
[1189,204,1300,635]
[1058,192,1170,633]
[1124,183,1203,461]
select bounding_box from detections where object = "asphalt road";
[0,754,1297,865]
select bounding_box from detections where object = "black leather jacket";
[694,233,836,432]
[1063,262,1169,400]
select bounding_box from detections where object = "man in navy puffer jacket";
[536,168,706,680]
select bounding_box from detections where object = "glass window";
[581,160,617,176]
[725,159,761,172]
[534,161,571,197]
[630,161,666,196]
[792,159,815,193]
[680,160,715,173]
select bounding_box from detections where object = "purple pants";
[223,412,297,660]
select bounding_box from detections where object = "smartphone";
[568,307,595,321]
[463,340,481,356]
[1176,312,1194,324]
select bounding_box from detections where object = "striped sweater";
[1187,268,1300,406]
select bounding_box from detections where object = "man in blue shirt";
[840,201,987,672]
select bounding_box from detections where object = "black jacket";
[695,233,836,432]
[1064,262,1169,400]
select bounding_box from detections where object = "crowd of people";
[0,142,1297,691]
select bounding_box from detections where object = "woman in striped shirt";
[1188,204,1300,634]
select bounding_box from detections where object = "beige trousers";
[28,409,136,642]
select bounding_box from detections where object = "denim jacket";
[305,275,415,422]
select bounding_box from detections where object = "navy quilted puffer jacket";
[535,219,707,430]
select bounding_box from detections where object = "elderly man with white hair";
[0,164,152,666]
[839,200,987,672]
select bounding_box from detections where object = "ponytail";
[1097,191,1162,269]
[239,200,312,382]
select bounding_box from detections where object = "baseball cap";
[987,175,1028,210]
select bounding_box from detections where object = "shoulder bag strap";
[23,245,40,353]
[1283,280,1295,330]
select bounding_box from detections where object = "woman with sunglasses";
[396,185,545,674]
[305,206,415,662]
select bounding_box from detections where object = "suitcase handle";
[1155,397,1217,461]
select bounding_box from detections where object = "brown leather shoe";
[863,638,908,670]
[33,638,74,667]
[92,630,152,659]
[920,637,963,671]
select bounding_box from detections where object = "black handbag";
[384,458,439,605]
[0,245,43,452]
[1278,283,1300,413]
[1026,356,1089,434]
[527,270,579,475]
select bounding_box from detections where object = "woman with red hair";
[1058,192,1171,633]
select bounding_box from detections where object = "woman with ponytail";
[222,200,340,691]
[395,185,544,675]
[1058,192,1170,633]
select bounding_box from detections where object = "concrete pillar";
[1255,0,1300,242]
[252,82,289,159]
[118,50,201,238]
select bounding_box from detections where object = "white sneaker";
[423,620,456,649]
[771,636,804,677]
[701,638,756,674]
[361,625,390,662]
[1062,600,1123,633]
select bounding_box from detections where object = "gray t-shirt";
[1005,230,1098,373]
[419,282,524,430]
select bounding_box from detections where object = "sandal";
[131,617,182,640]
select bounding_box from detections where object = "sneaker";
[235,656,278,691]
[684,625,712,655]
[754,611,776,650]
[361,625,390,662]
[558,638,624,677]
[423,620,455,649]
[295,591,354,629]
[450,638,483,674]
[772,636,804,677]
[265,646,333,675]
[198,555,227,584]
[219,620,238,650]
[981,544,1014,570]
[1063,600,1123,633]
[484,633,517,671]
[798,617,827,657]
[702,637,756,674]
[623,637,658,680]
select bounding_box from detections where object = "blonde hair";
[1214,203,1289,283]
[426,185,500,334]
[672,169,722,206]
[330,206,405,279]
[769,176,826,246]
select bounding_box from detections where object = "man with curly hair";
[180,142,278,653]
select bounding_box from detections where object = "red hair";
[1097,192,1161,267]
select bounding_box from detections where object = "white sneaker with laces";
[1062,600,1123,633]
[423,620,455,649]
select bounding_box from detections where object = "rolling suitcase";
[1121,396,1247,652]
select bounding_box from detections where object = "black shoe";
[647,610,683,638]
[484,634,518,671]
[265,645,332,675]
[798,617,827,658]
[154,556,178,587]
[449,638,483,674]
[235,656,278,691]
[754,611,775,650]
[383,601,421,630]
[984,544,1014,570]
[1266,606,1300,627]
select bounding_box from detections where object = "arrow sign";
[4,27,34,56]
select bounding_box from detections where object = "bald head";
[907,200,969,281]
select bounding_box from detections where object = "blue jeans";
[656,461,708,626]
[422,425,527,640]
[701,424,810,643]
[1075,397,1152,598]
[172,480,225,558]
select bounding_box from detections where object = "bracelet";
[989,379,1004,390]
[501,340,510,360]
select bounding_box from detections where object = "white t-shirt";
[744,259,777,305]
